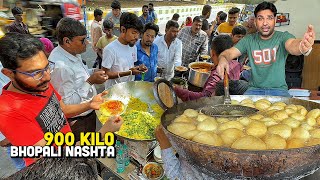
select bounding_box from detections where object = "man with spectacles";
[49,17,108,142]
[216,1,315,96]
[0,33,123,167]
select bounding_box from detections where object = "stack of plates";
[153,145,163,164]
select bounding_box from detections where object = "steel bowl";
[188,62,213,87]
[161,95,320,179]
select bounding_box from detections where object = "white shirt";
[49,46,97,117]
[154,35,182,80]
[102,39,137,89]
[0,62,9,141]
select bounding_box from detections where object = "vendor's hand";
[88,69,108,84]
[89,91,108,110]
[216,58,229,79]
[130,66,145,75]
[0,138,10,147]
[155,125,172,150]
[101,116,123,133]
[300,25,315,53]
[138,64,148,72]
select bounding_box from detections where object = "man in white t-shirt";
[154,20,182,80]
[102,12,146,89]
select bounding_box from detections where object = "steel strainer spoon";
[200,69,258,118]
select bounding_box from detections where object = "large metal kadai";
[161,95,320,179]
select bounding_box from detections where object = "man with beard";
[49,17,108,142]
[135,23,159,82]
[6,7,29,34]
[0,33,123,167]
[139,5,154,25]
[102,12,146,89]
[216,1,315,96]
[177,16,208,66]
[154,20,182,80]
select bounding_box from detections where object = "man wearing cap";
[6,7,29,34]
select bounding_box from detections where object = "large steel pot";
[188,62,213,87]
[161,95,320,179]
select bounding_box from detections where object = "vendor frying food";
[216,2,315,97]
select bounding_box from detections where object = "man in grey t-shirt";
[104,0,122,37]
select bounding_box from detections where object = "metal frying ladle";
[200,69,259,118]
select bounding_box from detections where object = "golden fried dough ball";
[287,138,305,149]
[286,104,298,111]
[174,115,194,123]
[300,123,314,131]
[238,117,252,126]
[264,120,278,127]
[231,100,240,105]
[291,127,310,139]
[256,99,272,105]
[306,117,317,126]
[285,108,296,115]
[317,117,320,126]
[268,124,292,139]
[264,109,278,116]
[309,129,320,139]
[218,121,244,132]
[196,114,210,122]
[246,121,267,138]
[306,109,320,119]
[249,114,264,120]
[197,119,218,132]
[231,135,267,150]
[216,117,229,124]
[290,113,305,121]
[281,117,301,128]
[255,101,271,111]
[168,122,196,135]
[271,110,289,121]
[183,109,199,118]
[296,105,308,116]
[242,103,256,108]
[263,134,287,149]
[180,130,200,140]
[272,102,287,107]
[267,105,285,111]
[192,132,223,146]
[259,117,274,122]
[305,138,320,146]
[240,98,254,105]
[220,128,244,146]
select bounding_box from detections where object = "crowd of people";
[0,0,315,178]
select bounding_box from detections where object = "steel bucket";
[188,62,213,87]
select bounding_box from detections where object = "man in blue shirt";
[139,5,154,25]
[148,3,158,24]
[135,23,159,82]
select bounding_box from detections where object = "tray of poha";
[96,81,164,141]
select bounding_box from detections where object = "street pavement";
[0,44,99,178]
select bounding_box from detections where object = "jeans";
[215,80,249,96]
[244,88,291,97]
[7,146,25,170]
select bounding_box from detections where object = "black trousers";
[68,111,96,142]
[215,80,249,96]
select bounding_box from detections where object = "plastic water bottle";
[123,144,130,166]
[116,149,125,173]
[115,140,122,153]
